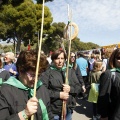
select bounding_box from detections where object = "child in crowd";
[88,60,103,120]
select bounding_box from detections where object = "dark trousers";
[82,76,90,98]
[83,76,88,85]
[93,103,97,116]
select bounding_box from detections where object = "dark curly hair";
[16,50,49,75]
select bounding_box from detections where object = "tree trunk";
[16,38,21,52]
[13,40,16,54]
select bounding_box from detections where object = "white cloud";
[45,0,120,45]
[46,0,120,30]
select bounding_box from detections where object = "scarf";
[50,65,70,84]
[50,65,66,71]
[0,78,2,85]
[4,77,49,120]
[50,64,73,71]
[111,68,120,72]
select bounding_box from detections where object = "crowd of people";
[0,48,120,120]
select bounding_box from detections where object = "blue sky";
[45,0,120,46]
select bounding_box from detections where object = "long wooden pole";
[31,0,45,120]
[61,5,72,120]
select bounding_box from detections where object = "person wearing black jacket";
[41,49,81,120]
[97,48,120,120]
[70,52,86,93]
[0,58,10,83]
[0,50,53,120]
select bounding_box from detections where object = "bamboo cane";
[31,0,45,120]
[61,7,73,120]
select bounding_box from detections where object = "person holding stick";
[0,50,53,120]
[41,49,81,120]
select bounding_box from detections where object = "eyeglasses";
[116,57,120,60]
[26,72,36,78]
[71,56,75,58]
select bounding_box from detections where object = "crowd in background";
[0,47,120,120]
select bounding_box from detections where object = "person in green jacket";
[88,60,102,120]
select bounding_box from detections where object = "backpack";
[88,71,116,103]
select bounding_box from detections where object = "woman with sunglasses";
[0,50,53,120]
[41,49,81,120]
[97,48,120,120]
[70,52,86,94]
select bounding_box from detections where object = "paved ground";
[72,98,93,120]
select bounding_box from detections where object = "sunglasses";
[71,56,75,58]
